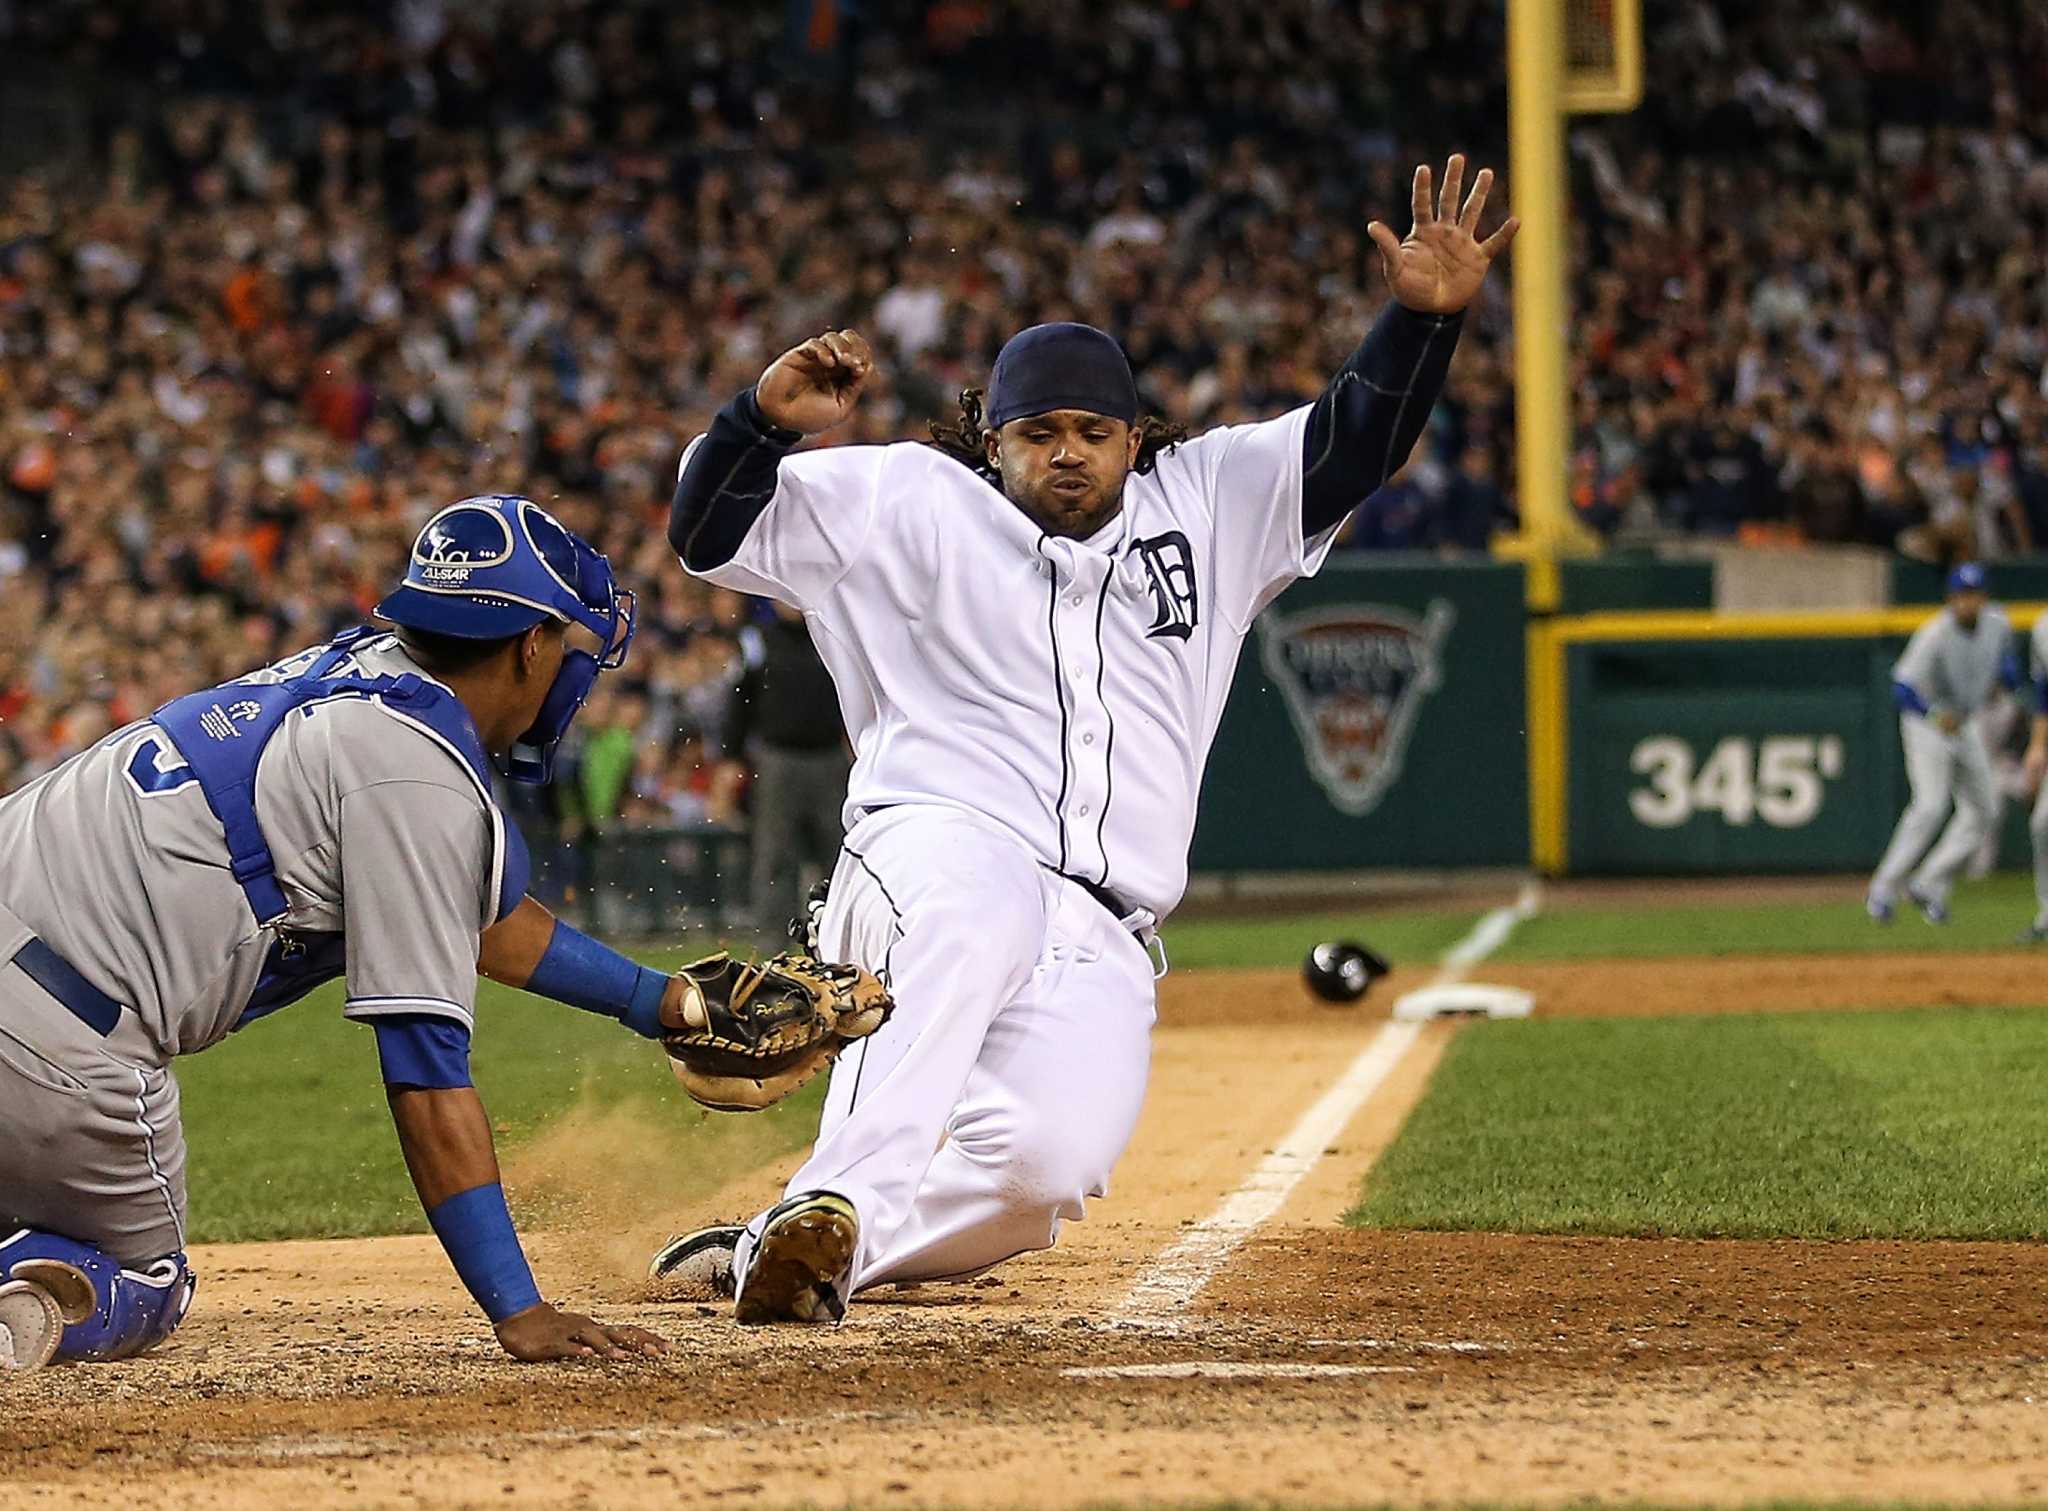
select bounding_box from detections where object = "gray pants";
[2030,780,2048,930]
[750,746,849,932]
[0,952,186,1265]
[1872,715,1997,908]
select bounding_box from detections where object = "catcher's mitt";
[662,952,891,1112]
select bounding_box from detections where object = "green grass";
[1162,908,1478,970]
[1351,1006,2048,1240]
[1496,874,2039,962]
[180,944,822,1245]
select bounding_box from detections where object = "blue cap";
[1948,562,1988,594]
[985,322,1138,430]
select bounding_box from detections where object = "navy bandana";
[986,322,1139,429]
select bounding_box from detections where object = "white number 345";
[1628,735,1845,830]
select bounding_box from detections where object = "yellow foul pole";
[1508,0,1570,613]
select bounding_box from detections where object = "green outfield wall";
[1190,557,1530,871]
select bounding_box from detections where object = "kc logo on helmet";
[414,506,514,585]
[1257,600,1455,816]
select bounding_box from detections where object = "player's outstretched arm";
[1299,155,1517,538]
[667,331,877,576]
[481,894,673,1038]
[385,1074,665,1362]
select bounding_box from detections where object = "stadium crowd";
[2,0,2047,822]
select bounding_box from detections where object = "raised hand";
[756,329,876,435]
[1367,154,1520,316]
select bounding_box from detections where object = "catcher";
[0,495,886,1371]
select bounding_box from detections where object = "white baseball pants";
[1871,715,1997,908]
[734,803,1157,1294]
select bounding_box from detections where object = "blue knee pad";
[0,1229,196,1361]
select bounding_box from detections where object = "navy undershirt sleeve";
[1299,304,1465,540]
[668,386,802,571]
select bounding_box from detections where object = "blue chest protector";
[149,627,530,1028]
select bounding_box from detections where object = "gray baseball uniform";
[1871,606,2013,910]
[0,633,507,1262]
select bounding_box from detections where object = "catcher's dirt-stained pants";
[0,945,187,1266]
[734,803,1157,1295]
[1872,714,1997,908]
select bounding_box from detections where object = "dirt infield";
[9,947,2048,1508]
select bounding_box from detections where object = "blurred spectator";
[0,0,2045,805]
[730,602,849,932]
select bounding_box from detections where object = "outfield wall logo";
[1258,600,1456,816]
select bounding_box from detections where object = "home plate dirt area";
[9,954,2048,1508]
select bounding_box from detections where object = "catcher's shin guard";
[0,1229,196,1362]
[735,1192,858,1326]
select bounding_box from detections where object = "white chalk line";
[1110,882,1543,1328]
[1062,1361,1417,1380]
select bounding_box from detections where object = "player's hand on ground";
[493,1301,667,1362]
[1368,154,1519,316]
[757,330,875,434]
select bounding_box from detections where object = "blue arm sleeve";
[425,1183,542,1324]
[374,1014,474,1089]
[2036,676,2048,717]
[1300,304,1465,539]
[2003,651,2024,691]
[523,919,668,1039]
[1892,680,1931,716]
[668,386,802,571]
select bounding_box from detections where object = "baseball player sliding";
[653,156,1516,1323]
[1868,563,2018,925]
[0,496,884,1370]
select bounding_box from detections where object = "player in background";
[0,497,693,1369]
[2018,610,2048,942]
[654,156,1515,1322]
[1868,563,2018,925]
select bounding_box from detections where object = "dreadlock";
[927,388,1189,477]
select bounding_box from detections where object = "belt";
[11,937,123,1038]
[1065,874,1136,928]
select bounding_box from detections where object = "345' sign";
[1628,735,1846,830]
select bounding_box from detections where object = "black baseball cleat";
[734,1191,858,1326]
[648,1224,745,1302]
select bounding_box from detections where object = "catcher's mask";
[375,495,636,783]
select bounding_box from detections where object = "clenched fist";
[756,330,875,436]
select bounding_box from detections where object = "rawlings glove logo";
[1258,600,1455,816]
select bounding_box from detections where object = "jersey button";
[1078,804,1092,817]
[1069,595,1084,607]
[1082,733,1095,745]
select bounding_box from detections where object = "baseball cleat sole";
[0,1280,64,1373]
[648,1224,744,1302]
[735,1192,858,1327]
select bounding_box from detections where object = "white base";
[1390,983,1534,1022]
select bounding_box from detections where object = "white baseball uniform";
[681,406,1336,1290]
[1871,605,2013,910]
[2027,616,2048,929]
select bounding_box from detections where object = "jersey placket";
[1041,539,1115,884]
